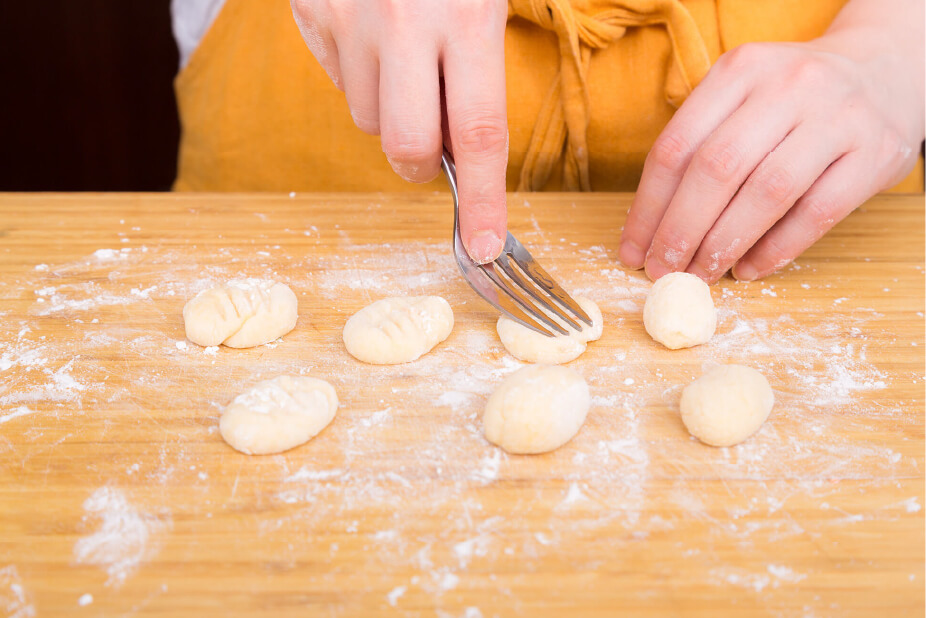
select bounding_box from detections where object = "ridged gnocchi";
[496,297,603,364]
[183,279,298,348]
[220,375,339,455]
[342,296,454,364]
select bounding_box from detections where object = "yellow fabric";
[508,0,712,191]
[174,0,923,194]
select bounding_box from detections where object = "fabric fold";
[508,0,712,191]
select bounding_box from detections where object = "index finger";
[441,3,508,264]
[618,47,754,270]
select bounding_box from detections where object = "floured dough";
[483,364,590,454]
[496,297,603,364]
[679,364,774,447]
[183,279,298,348]
[343,296,454,364]
[220,375,338,455]
[643,272,716,350]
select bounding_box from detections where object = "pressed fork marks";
[440,149,593,338]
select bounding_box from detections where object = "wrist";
[810,27,925,139]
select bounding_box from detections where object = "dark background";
[0,2,180,191]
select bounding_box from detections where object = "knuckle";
[462,200,506,224]
[752,165,797,205]
[878,131,919,186]
[719,43,765,71]
[879,128,914,164]
[694,140,744,184]
[756,233,791,266]
[801,195,838,230]
[791,57,830,87]
[453,114,508,155]
[648,132,693,172]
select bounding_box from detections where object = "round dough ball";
[183,279,298,348]
[643,272,716,350]
[220,375,339,455]
[496,297,603,364]
[483,365,590,454]
[679,365,774,447]
[343,296,454,364]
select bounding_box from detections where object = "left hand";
[618,35,923,283]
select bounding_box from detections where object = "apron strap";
[508,0,712,190]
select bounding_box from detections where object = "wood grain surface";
[0,192,922,617]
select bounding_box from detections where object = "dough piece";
[643,272,716,349]
[183,279,298,348]
[343,296,454,364]
[496,297,603,364]
[220,376,338,455]
[483,365,590,454]
[679,365,774,447]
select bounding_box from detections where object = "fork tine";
[494,252,582,331]
[480,262,570,336]
[505,234,594,326]
[442,147,586,338]
[495,294,563,338]
[450,233,562,337]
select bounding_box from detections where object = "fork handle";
[440,148,460,229]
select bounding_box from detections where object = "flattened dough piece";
[183,279,298,348]
[496,297,603,364]
[643,272,715,350]
[483,364,590,454]
[679,364,774,447]
[220,375,339,455]
[343,296,454,364]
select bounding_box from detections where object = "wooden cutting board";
[0,192,922,617]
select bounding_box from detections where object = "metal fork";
[441,148,592,337]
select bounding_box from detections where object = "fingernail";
[733,261,758,281]
[618,240,646,269]
[384,154,421,182]
[467,230,503,264]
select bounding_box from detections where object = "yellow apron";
[174,0,923,193]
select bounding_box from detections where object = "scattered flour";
[93,249,123,260]
[767,564,807,583]
[559,483,587,508]
[0,407,35,425]
[386,585,406,606]
[710,567,771,592]
[0,565,34,618]
[0,240,918,609]
[73,488,170,588]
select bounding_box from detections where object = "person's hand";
[290,0,509,263]
[619,13,924,283]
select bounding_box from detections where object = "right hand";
[291,0,509,263]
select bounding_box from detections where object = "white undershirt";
[170,0,227,68]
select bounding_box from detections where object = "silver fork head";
[441,149,593,338]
